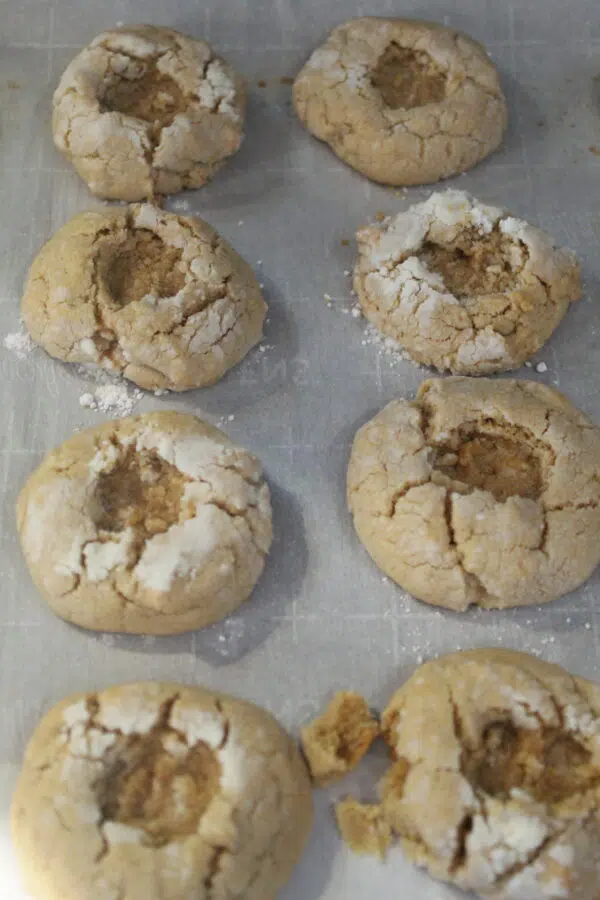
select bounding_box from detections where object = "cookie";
[11,681,313,900]
[17,412,272,634]
[301,692,380,785]
[21,204,266,392]
[381,649,600,899]
[293,18,507,185]
[354,190,581,374]
[347,377,600,610]
[52,25,245,201]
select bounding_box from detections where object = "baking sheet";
[2,0,600,896]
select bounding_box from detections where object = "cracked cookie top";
[347,377,600,610]
[21,204,266,391]
[354,190,581,374]
[17,411,273,634]
[293,17,507,186]
[11,681,313,900]
[52,25,246,200]
[381,649,600,899]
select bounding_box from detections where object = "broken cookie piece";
[53,26,245,200]
[347,377,600,610]
[293,18,507,185]
[301,692,380,785]
[354,190,580,375]
[11,682,313,900]
[17,411,272,634]
[335,797,392,859]
[379,649,600,900]
[21,204,266,391]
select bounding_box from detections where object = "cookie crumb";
[375,212,386,222]
[589,145,600,156]
[301,692,380,785]
[536,361,548,373]
[335,797,392,859]
[7,80,20,89]
[258,79,267,88]
[341,239,350,247]
[279,76,294,85]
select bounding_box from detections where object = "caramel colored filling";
[432,432,543,502]
[467,720,596,803]
[89,447,188,538]
[420,229,520,297]
[371,44,447,109]
[101,62,186,129]
[106,229,185,306]
[99,730,220,846]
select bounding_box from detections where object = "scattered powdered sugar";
[3,323,144,415]
[75,364,143,416]
[80,384,143,417]
[326,289,416,366]
[214,413,236,427]
[361,323,412,366]
[170,197,190,212]
[3,327,35,360]
[205,617,247,659]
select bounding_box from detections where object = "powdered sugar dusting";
[3,328,35,360]
[79,384,142,416]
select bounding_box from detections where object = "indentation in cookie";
[420,229,522,297]
[100,60,187,130]
[466,719,597,803]
[98,722,221,846]
[371,44,447,109]
[89,447,189,537]
[431,431,544,502]
[104,228,185,306]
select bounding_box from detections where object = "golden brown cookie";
[22,205,266,391]
[347,378,600,610]
[17,412,272,634]
[354,190,580,374]
[293,18,507,185]
[11,682,313,900]
[381,649,600,900]
[53,25,246,200]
